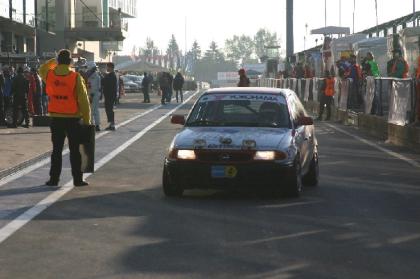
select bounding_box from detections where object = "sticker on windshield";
[199,94,286,104]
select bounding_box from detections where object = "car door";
[289,94,311,172]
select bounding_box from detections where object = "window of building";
[0,1,9,18]
[11,0,24,23]
[83,7,99,27]
[38,0,56,32]
[26,0,36,27]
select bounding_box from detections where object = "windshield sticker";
[199,94,286,104]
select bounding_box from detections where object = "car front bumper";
[164,159,295,190]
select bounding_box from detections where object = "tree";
[254,29,280,60]
[142,37,158,63]
[225,35,254,64]
[203,41,225,62]
[190,40,201,61]
[166,34,180,70]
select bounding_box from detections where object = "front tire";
[284,159,303,198]
[162,166,183,197]
[303,153,319,187]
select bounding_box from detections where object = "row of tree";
[136,28,280,81]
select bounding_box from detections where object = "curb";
[0,150,52,181]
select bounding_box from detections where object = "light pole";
[324,0,327,27]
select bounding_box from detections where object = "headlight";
[253,151,287,161]
[177,150,196,160]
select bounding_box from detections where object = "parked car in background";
[124,75,143,89]
[121,75,140,93]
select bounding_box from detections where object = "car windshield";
[186,93,290,128]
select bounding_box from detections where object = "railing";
[258,76,418,126]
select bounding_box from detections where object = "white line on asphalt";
[324,123,420,169]
[0,91,193,188]
[0,90,201,244]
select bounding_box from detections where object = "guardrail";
[258,77,418,126]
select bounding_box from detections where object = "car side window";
[289,94,307,126]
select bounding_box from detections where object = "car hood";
[173,127,290,150]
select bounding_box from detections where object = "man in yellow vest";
[39,49,92,186]
[317,70,335,121]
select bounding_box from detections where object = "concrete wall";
[304,101,420,151]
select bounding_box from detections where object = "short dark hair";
[17,67,24,74]
[107,62,115,69]
[57,49,72,65]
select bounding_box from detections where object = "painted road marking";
[0,92,193,188]
[0,90,201,244]
[325,123,420,169]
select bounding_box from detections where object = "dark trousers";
[13,98,29,125]
[33,94,42,115]
[49,117,82,181]
[0,94,4,125]
[175,89,183,102]
[319,95,333,119]
[104,95,115,123]
[161,87,169,104]
[142,88,150,102]
[166,88,173,103]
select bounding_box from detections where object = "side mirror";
[170,114,186,125]
[296,116,314,126]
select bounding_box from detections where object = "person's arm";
[75,74,92,125]
[39,58,57,82]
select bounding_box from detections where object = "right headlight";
[253,151,288,161]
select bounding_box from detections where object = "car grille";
[195,150,254,162]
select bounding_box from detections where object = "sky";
[122,0,419,56]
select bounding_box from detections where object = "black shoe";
[95,125,101,132]
[45,179,59,186]
[74,180,89,187]
[22,124,29,128]
[105,125,115,131]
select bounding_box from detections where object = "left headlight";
[176,150,197,160]
[253,151,287,161]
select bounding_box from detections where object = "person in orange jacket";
[317,70,335,121]
[39,49,92,187]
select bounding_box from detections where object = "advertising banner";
[364,77,376,114]
[388,80,412,126]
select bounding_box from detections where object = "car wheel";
[162,166,183,197]
[284,159,303,198]
[303,153,319,187]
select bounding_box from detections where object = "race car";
[163,87,319,197]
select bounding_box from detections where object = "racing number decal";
[225,166,237,178]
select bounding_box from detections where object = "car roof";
[204,87,293,98]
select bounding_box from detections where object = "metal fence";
[258,77,418,126]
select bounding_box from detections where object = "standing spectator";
[2,67,14,115]
[141,72,151,103]
[365,52,380,77]
[415,55,420,123]
[39,49,91,187]
[41,80,48,115]
[26,67,36,115]
[31,68,43,115]
[173,71,185,103]
[10,67,30,128]
[159,72,171,105]
[166,72,174,103]
[387,49,409,78]
[317,70,335,121]
[86,61,102,132]
[101,62,117,131]
[295,62,305,79]
[238,68,250,87]
[347,54,362,107]
[0,69,5,126]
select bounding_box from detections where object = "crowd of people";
[0,59,186,131]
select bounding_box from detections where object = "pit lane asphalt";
[0,93,420,278]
